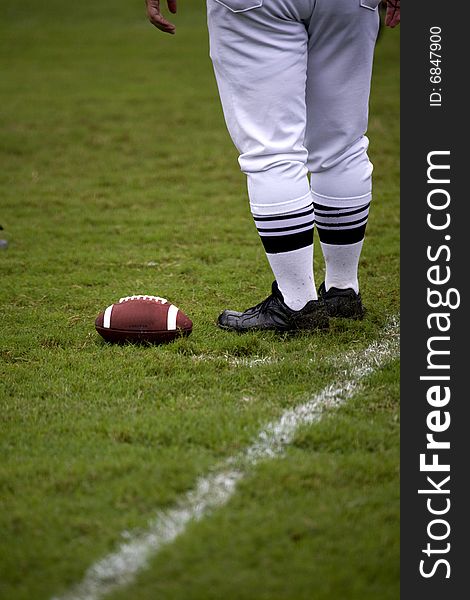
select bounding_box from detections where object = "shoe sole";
[217,316,329,333]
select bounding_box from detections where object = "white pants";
[207,0,380,215]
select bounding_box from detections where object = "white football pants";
[207,0,380,216]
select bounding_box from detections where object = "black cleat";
[318,282,365,320]
[217,281,329,333]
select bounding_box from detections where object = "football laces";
[119,294,168,304]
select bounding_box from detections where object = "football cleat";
[217,281,329,333]
[318,282,365,320]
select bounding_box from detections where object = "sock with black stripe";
[253,203,317,310]
[314,201,370,293]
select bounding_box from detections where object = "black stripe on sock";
[260,229,313,254]
[253,205,314,222]
[315,216,368,229]
[316,223,367,245]
[313,201,370,213]
[257,219,315,234]
[313,203,370,218]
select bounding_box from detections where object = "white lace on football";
[119,295,168,304]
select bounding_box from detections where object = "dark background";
[401,2,468,598]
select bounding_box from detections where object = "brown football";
[95,295,192,344]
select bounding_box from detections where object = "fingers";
[385,10,400,28]
[385,1,400,28]
[167,0,177,14]
[146,0,176,34]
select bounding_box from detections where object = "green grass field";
[0,2,400,599]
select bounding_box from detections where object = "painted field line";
[52,316,399,600]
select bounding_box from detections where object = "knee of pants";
[241,155,311,217]
[309,136,373,209]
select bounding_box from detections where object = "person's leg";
[207,0,321,316]
[305,0,380,313]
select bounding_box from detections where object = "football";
[95,295,193,344]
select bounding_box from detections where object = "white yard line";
[52,317,399,600]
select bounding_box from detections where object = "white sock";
[252,203,317,310]
[266,245,317,310]
[320,240,364,293]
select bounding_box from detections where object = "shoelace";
[119,294,168,304]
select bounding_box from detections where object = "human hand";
[385,0,400,28]
[146,0,178,35]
